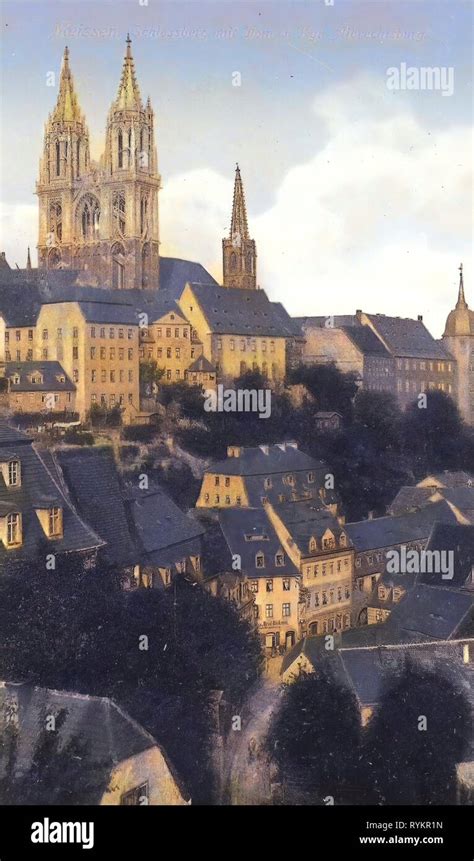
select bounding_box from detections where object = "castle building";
[222,165,257,290]
[443,264,474,424]
[37,38,160,290]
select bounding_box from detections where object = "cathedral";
[36,38,160,290]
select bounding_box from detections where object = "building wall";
[392,355,456,409]
[300,550,353,636]
[250,572,300,650]
[300,326,364,377]
[36,303,139,420]
[443,335,474,424]
[100,747,187,805]
[178,285,286,384]
[5,326,35,362]
[139,310,194,383]
[6,389,75,413]
[196,474,249,508]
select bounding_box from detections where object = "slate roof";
[6,362,75,393]
[0,257,217,326]
[55,448,137,567]
[187,355,216,373]
[206,443,323,476]
[331,639,474,708]
[270,499,350,555]
[185,283,298,337]
[388,486,435,516]
[0,682,167,803]
[75,301,138,325]
[281,635,328,675]
[384,583,473,642]
[419,524,474,589]
[56,449,204,570]
[123,485,205,567]
[0,426,103,562]
[420,471,474,489]
[364,313,452,360]
[217,508,299,577]
[341,325,390,356]
[346,500,459,552]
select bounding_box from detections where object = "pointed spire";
[456,262,468,309]
[115,35,142,111]
[26,247,31,271]
[51,46,83,124]
[230,164,249,240]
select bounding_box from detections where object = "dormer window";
[264,477,272,490]
[11,374,20,385]
[275,552,285,567]
[322,532,336,550]
[6,512,21,546]
[308,472,315,483]
[256,552,265,569]
[309,537,317,552]
[48,506,62,537]
[8,460,20,487]
[378,586,387,601]
[339,533,347,547]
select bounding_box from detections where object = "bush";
[63,429,94,446]
[119,443,140,462]
[121,424,157,443]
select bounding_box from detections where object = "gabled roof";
[205,443,322,476]
[330,639,474,708]
[341,324,390,356]
[384,584,473,641]
[159,258,218,299]
[346,500,459,552]
[55,448,137,567]
[420,523,474,589]
[183,283,298,337]
[270,499,349,553]
[217,508,299,577]
[0,428,103,561]
[187,355,216,373]
[123,485,205,566]
[6,362,75,393]
[364,313,452,360]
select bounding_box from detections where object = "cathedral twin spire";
[50,46,84,126]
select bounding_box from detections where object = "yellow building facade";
[35,302,140,421]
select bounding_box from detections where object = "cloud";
[162,74,473,337]
[0,202,37,268]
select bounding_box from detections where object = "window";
[48,507,61,537]
[110,371,115,383]
[275,553,285,567]
[253,605,259,620]
[250,580,259,593]
[42,329,48,340]
[8,460,20,486]
[166,328,171,338]
[309,537,317,552]
[265,578,273,591]
[91,370,97,382]
[119,348,124,360]
[265,604,273,619]
[42,348,48,360]
[118,328,124,339]
[128,370,133,382]
[101,370,106,383]
[282,578,290,591]
[175,347,180,359]
[230,339,235,351]
[72,346,78,360]
[256,553,265,569]
[121,783,149,806]
[322,591,328,605]
[282,603,291,617]
[90,347,96,359]
[6,513,21,546]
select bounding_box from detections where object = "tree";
[0,558,262,803]
[363,660,471,805]
[139,359,165,398]
[289,363,359,421]
[402,390,469,477]
[265,672,362,804]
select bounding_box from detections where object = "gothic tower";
[222,165,257,289]
[37,38,161,290]
[37,47,91,272]
[443,263,474,425]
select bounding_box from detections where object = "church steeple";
[51,47,84,125]
[456,262,468,309]
[222,165,257,290]
[114,35,142,112]
[26,247,31,271]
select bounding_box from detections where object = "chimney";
[417,315,423,322]
[259,444,269,455]
[356,309,362,321]
[463,643,470,664]
[227,446,242,458]
[368,510,374,520]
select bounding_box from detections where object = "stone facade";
[37,39,160,290]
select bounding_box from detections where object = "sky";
[0,0,472,336]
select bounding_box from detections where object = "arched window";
[118,130,123,168]
[78,195,100,241]
[140,195,148,236]
[112,242,125,289]
[76,140,80,178]
[246,252,253,273]
[255,552,265,569]
[55,141,60,176]
[50,203,62,242]
[141,242,150,288]
[128,129,132,167]
[113,192,126,236]
[230,252,238,272]
[7,513,21,546]
[48,248,61,269]
[309,536,317,552]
